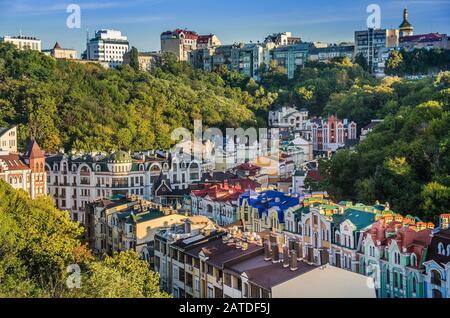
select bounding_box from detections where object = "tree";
[0,181,168,298]
[354,53,368,72]
[129,47,140,71]
[385,50,404,76]
[72,251,171,298]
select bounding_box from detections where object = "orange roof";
[24,140,45,159]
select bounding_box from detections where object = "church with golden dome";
[399,8,414,37]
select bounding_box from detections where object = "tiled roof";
[24,140,45,159]
[0,154,30,171]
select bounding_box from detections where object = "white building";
[86,29,129,68]
[1,35,41,52]
[268,106,309,131]
[45,151,156,224]
[0,126,18,154]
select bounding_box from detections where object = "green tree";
[129,47,140,72]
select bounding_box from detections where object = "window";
[438,243,445,256]
[410,254,417,267]
[412,276,417,294]
[431,270,441,286]
[394,252,401,265]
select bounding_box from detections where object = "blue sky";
[0,0,449,53]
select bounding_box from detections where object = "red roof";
[191,179,260,203]
[306,170,323,182]
[400,33,446,43]
[0,154,30,171]
[162,29,199,40]
[236,163,261,172]
[24,140,45,159]
[53,42,61,49]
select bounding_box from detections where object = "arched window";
[410,254,417,267]
[40,163,43,172]
[412,276,417,294]
[438,243,445,256]
[139,164,144,172]
[431,270,441,286]
[447,245,450,257]
[35,163,39,171]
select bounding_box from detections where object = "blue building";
[238,190,301,233]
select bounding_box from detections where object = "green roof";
[109,151,132,163]
[126,210,164,224]
[333,208,376,231]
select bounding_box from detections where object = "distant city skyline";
[0,0,449,54]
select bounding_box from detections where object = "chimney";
[290,250,298,271]
[283,245,290,268]
[264,239,272,261]
[271,243,280,263]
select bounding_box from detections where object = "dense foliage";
[1,43,448,223]
[306,72,450,223]
[0,181,169,298]
[0,43,276,153]
[385,48,450,76]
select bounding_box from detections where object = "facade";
[161,29,199,61]
[190,179,260,226]
[423,214,450,298]
[355,28,399,74]
[155,225,375,298]
[309,44,355,62]
[86,29,129,68]
[1,35,41,51]
[268,106,309,132]
[0,126,18,153]
[154,217,223,296]
[0,127,46,199]
[264,32,301,46]
[330,205,378,272]
[45,151,156,223]
[358,213,434,298]
[43,42,77,59]
[399,33,449,51]
[123,51,162,71]
[85,195,189,266]
[310,115,357,152]
[238,190,301,233]
[271,43,311,79]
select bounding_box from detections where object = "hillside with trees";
[0,180,170,298]
[306,72,450,223]
[385,48,450,76]
[0,43,276,153]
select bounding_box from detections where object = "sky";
[0,0,449,54]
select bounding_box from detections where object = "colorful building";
[190,179,260,226]
[238,190,301,233]
[423,214,450,298]
[358,212,434,298]
[310,115,357,152]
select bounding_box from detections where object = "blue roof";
[245,190,300,223]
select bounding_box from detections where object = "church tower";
[399,8,413,37]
